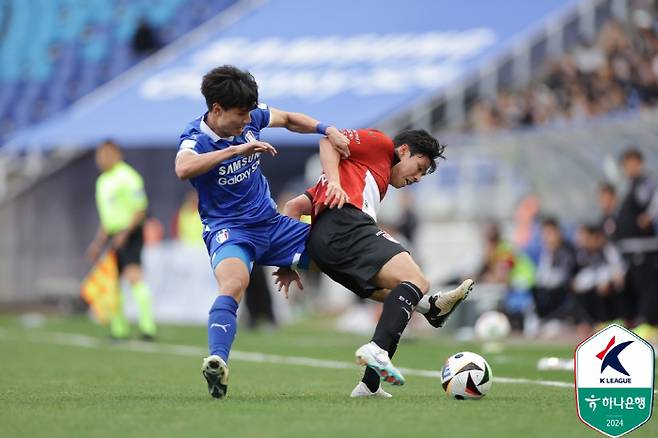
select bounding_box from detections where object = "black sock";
[371,281,422,351]
[362,338,399,392]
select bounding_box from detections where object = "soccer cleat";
[202,355,229,399]
[423,279,474,328]
[355,342,405,386]
[350,381,393,398]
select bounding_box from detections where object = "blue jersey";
[177,104,278,227]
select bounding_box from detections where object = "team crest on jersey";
[216,229,230,244]
[376,230,399,244]
[245,130,257,143]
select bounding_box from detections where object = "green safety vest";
[95,161,148,234]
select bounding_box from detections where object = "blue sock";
[208,295,239,362]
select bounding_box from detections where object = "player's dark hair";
[393,129,446,174]
[620,148,644,162]
[201,65,258,111]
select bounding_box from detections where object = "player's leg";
[122,264,157,340]
[352,252,426,385]
[203,244,253,399]
[117,224,157,340]
[369,279,474,328]
[209,250,252,360]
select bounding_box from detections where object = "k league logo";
[575,324,655,437]
[596,336,633,382]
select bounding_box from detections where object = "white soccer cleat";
[202,355,229,399]
[350,381,393,398]
[423,279,474,328]
[355,342,405,386]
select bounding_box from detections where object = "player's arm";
[175,142,277,180]
[86,224,108,263]
[268,107,350,158]
[283,194,312,219]
[319,137,349,208]
[111,209,147,249]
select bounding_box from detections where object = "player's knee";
[122,265,143,285]
[411,274,430,295]
[219,277,248,298]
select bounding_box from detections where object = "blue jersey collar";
[200,114,235,143]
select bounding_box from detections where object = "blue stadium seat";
[0,0,240,144]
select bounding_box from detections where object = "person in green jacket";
[86,140,157,340]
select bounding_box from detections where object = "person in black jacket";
[532,217,577,321]
[616,149,658,331]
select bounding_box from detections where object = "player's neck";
[204,113,232,138]
[392,150,400,167]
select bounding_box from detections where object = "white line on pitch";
[0,328,619,391]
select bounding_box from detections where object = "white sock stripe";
[400,281,423,302]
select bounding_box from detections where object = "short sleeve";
[177,137,201,158]
[344,129,393,163]
[250,103,271,131]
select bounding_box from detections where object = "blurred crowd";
[473,148,658,342]
[468,5,658,132]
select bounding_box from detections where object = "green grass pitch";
[0,315,655,438]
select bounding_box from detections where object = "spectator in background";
[395,191,419,246]
[532,217,577,323]
[572,225,625,332]
[132,18,161,57]
[175,191,204,247]
[86,140,157,341]
[512,194,543,265]
[465,8,658,133]
[616,148,658,340]
[476,222,535,331]
[598,182,619,240]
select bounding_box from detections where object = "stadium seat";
[0,0,240,145]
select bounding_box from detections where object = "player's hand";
[326,127,350,158]
[111,231,129,250]
[324,179,349,209]
[233,141,277,157]
[272,267,303,298]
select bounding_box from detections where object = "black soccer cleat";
[423,279,474,328]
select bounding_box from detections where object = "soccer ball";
[474,310,511,341]
[441,351,492,399]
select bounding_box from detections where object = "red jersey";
[307,129,394,222]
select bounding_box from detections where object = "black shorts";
[306,206,407,298]
[114,225,144,273]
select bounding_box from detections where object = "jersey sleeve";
[177,134,203,157]
[250,103,271,131]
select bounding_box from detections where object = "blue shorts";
[204,214,311,271]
